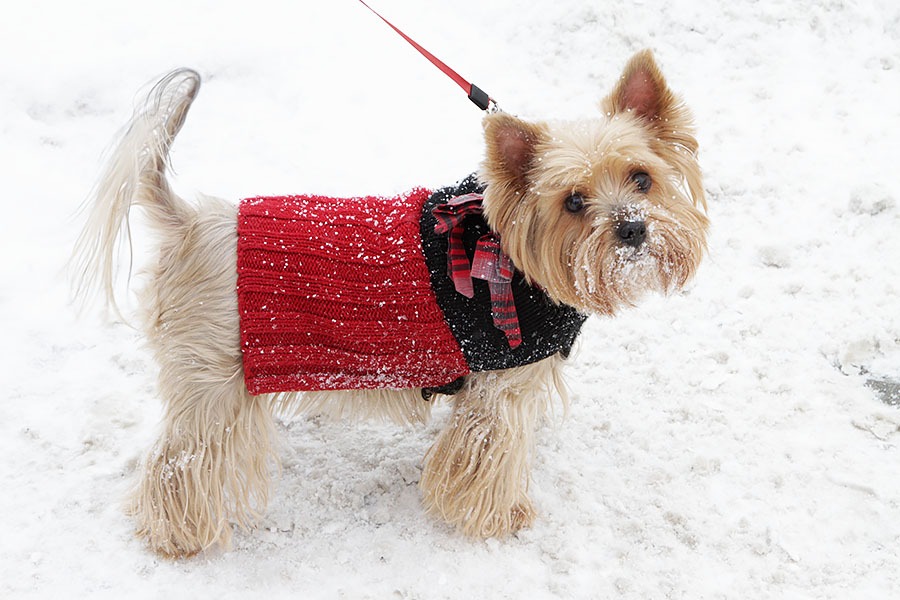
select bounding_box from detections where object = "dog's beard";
[571,224,655,314]
[570,203,703,315]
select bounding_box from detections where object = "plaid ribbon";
[433,193,522,348]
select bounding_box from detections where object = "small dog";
[73,50,708,557]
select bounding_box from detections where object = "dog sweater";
[236,175,587,395]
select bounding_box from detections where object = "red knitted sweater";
[236,188,470,394]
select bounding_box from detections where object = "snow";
[2,0,900,597]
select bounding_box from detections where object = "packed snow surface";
[2,1,899,598]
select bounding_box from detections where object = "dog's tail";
[71,68,201,313]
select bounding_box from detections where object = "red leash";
[357,0,498,111]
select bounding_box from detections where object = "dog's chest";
[236,188,469,394]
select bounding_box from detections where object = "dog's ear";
[602,49,679,124]
[602,50,704,209]
[482,112,545,189]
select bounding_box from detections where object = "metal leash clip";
[468,84,502,113]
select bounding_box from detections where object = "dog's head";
[479,50,708,315]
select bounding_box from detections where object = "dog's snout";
[617,221,647,248]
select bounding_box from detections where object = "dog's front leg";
[420,357,563,537]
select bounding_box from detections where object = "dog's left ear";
[602,49,679,123]
[481,112,546,191]
[603,50,705,209]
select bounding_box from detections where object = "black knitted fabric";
[420,174,588,373]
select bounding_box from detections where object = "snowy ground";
[2,0,900,598]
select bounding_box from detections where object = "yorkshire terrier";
[72,50,708,557]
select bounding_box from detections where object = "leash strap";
[357,0,496,111]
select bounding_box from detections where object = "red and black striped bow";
[433,193,521,348]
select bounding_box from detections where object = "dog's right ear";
[482,112,545,190]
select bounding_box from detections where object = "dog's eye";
[564,193,585,213]
[631,172,652,193]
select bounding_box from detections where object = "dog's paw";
[510,502,536,530]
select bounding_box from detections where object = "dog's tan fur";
[72,51,707,557]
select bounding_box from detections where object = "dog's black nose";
[617,221,647,248]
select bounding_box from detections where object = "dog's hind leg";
[70,69,277,556]
[420,355,566,538]
[130,199,278,557]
